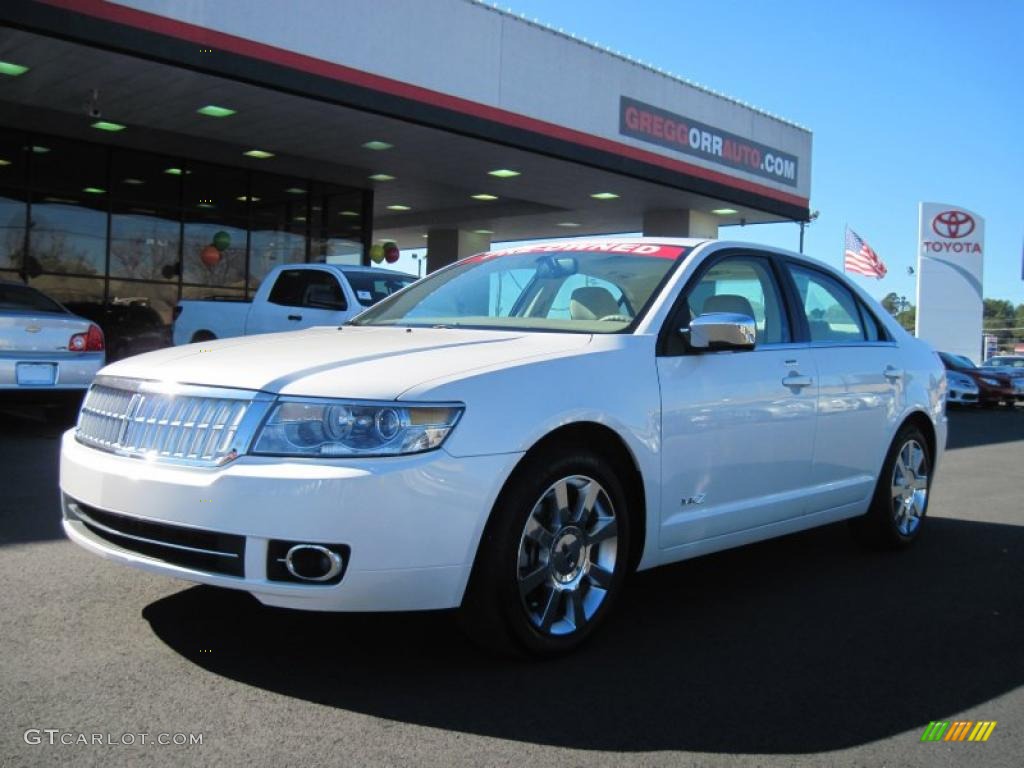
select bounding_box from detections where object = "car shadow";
[142,516,1023,754]
[945,405,1024,450]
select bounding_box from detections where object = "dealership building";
[0,0,812,344]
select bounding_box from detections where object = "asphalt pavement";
[1,403,1021,768]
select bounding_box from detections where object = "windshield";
[346,272,418,307]
[0,284,66,315]
[985,357,1024,368]
[941,352,977,369]
[351,242,689,333]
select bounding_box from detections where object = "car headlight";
[948,373,978,392]
[980,377,1000,387]
[251,399,463,457]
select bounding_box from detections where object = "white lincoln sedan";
[60,238,946,655]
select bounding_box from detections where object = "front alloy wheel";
[890,439,928,537]
[517,475,618,636]
[460,448,631,656]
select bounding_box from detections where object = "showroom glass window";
[249,173,309,291]
[0,129,28,282]
[182,161,248,299]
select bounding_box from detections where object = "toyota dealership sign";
[915,202,985,362]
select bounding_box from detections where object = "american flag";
[844,226,887,278]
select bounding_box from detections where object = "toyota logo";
[932,210,975,239]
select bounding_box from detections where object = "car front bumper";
[60,431,520,611]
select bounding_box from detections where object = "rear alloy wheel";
[851,424,932,549]
[460,449,631,656]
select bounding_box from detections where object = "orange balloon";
[200,244,221,268]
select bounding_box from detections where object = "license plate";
[16,362,57,386]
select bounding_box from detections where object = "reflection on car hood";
[98,325,594,399]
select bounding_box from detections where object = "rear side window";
[345,272,416,307]
[788,265,867,343]
[858,301,887,342]
[268,270,346,310]
[0,284,66,314]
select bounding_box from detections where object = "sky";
[400,0,1023,305]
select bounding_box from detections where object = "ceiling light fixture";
[285,187,306,195]
[243,149,274,159]
[386,204,410,211]
[339,210,360,217]
[82,187,105,195]
[590,192,619,200]
[30,146,50,154]
[0,159,11,167]
[122,178,145,185]
[369,173,395,181]
[362,140,393,151]
[197,105,236,118]
[0,61,29,77]
[557,222,581,227]
[711,208,738,215]
[474,229,494,235]
[91,121,126,132]
[471,194,498,201]
[236,195,261,202]
[164,167,184,175]
[488,169,520,178]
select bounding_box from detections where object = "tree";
[880,292,901,316]
[895,306,916,333]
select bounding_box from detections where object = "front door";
[657,253,817,549]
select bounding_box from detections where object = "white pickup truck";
[172,263,415,345]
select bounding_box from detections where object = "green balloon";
[212,230,231,251]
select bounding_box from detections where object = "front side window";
[346,272,417,307]
[352,243,688,333]
[789,265,866,343]
[684,256,789,344]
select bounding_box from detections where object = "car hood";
[98,325,594,399]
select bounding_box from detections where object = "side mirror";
[682,312,756,351]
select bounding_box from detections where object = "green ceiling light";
[82,187,105,195]
[236,195,261,202]
[339,210,360,217]
[711,208,738,215]
[285,187,306,195]
[91,120,126,132]
[369,173,395,181]
[30,145,50,154]
[123,177,145,185]
[557,222,581,227]
[488,169,520,178]
[164,167,184,176]
[0,61,29,77]
[294,215,307,222]
[197,104,236,118]
[474,229,494,235]
[361,140,393,151]
[590,192,619,200]
[386,204,410,211]
[0,159,10,167]
[243,149,274,159]
[471,193,498,201]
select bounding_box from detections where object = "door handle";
[782,374,813,389]
[287,314,302,321]
[884,366,904,382]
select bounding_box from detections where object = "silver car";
[0,282,105,411]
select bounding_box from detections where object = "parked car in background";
[938,351,1023,407]
[981,355,1024,379]
[172,264,416,345]
[0,281,105,418]
[65,299,172,362]
[945,371,980,407]
[62,238,946,656]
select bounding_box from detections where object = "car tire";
[850,423,932,550]
[459,445,631,657]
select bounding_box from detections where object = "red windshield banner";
[468,242,687,262]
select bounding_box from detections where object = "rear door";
[246,268,349,334]
[657,250,818,549]
[783,261,901,513]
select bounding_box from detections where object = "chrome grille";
[76,377,272,466]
